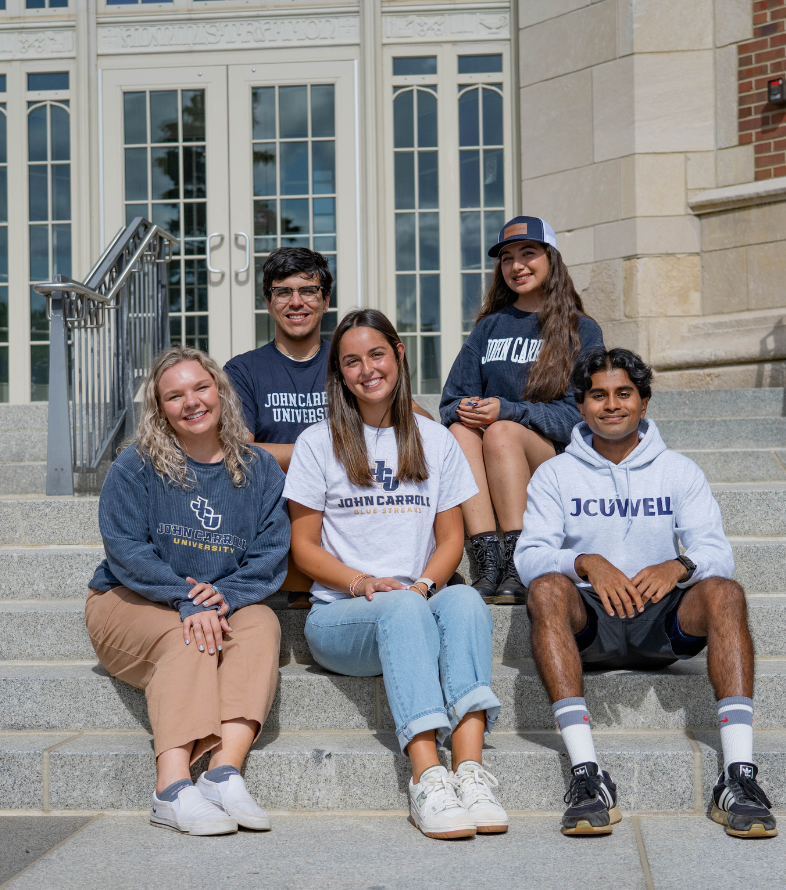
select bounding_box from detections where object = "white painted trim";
[689,176,786,215]
[98,66,104,252]
[354,56,362,309]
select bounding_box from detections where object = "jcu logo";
[371,459,399,492]
[190,496,222,530]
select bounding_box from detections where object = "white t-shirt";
[282,415,479,602]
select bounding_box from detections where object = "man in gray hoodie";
[515,347,776,840]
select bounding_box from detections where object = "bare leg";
[156,743,194,794]
[449,423,496,535]
[527,573,587,702]
[677,578,754,699]
[451,711,486,770]
[483,421,556,531]
[207,717,260,770]
[408,730,441,783]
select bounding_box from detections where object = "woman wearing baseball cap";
[439,216,604,605]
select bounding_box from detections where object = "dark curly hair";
[262,247,333,301]
[572,347,653,403]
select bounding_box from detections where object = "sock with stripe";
[718,696,754,777]
[552,697,598,768]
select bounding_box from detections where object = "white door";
[103,60,358,367]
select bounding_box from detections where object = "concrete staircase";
[1,390,785,814]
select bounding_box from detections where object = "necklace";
[274,338,322,362]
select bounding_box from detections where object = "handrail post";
[46,288,74,496]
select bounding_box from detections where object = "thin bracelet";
[409,581,428,599]
[349,573,372,597]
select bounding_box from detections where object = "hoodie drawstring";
[606,462,634,540]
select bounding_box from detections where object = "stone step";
[0,430,46,463]
[3,532,785,601]
[711,484,786,535]
[3,593,785,663]
[2,728,785,813]
[2,487,785,544]
[0,403,48,432]
[1,657,784,734]
[646,387,785,419]
[0,546,105,599]
[678,449,786,483]
[0,463,46,496]
[656,418,786,450]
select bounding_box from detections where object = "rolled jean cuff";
[396,709,452,752]
[442,683,501,743]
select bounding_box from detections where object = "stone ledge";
[688,176,786,215]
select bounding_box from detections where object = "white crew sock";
[718,696,754,776]
[552,697,598,768]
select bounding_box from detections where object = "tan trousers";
[85,586,281,763]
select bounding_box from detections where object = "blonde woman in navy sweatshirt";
[86,345,289,836]
[440,216,603,605]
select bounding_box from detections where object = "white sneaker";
[150,785,238,836]
[409,765,476,839]
[196,771,272,831]
[453,760,509,834]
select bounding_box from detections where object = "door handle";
[234,232,250,275]
[206,232,224,274]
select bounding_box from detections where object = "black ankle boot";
[468,533,503,603]
[495,531,528,605]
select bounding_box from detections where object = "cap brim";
[488,236,549,258]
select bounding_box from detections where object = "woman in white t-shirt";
[284,309,508,840]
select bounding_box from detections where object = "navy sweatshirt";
[89,444,290,620]
[439,306,604,447]
[225,340,329,444]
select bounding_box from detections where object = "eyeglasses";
[269,286,324,305]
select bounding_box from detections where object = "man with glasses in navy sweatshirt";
[515,347,776,840]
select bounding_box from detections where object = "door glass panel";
[393,86,440,394]
[123,89,209,351]
[459,84,504,337]
[0,106,6,401]
[252,84,337,345]
[28,100,71,400]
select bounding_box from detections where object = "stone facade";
[520,0,786,389]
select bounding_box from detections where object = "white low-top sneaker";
[454,761,509,833]
[409,765,476,840]
[196,771,272,831]
[150,785,238,836]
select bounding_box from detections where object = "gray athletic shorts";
[574,585,707,671]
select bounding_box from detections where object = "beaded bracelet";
[349,573,372,597]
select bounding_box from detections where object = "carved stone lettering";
[98,15,358,54]
[383,10,509,42]
[0,28,75,59]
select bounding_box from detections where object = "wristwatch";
[415,577,438,599]
[675,555,696,583]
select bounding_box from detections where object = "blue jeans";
[304,585,500,751]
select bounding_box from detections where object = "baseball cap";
[488,216,558,258]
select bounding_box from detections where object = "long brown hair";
[476,244,588,402]
[135,345,253,489]
[327,309,428,487]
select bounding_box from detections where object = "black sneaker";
[468,534,503,604]
[495,531,528,605]
[712,762,778,838]
[561,762,621,836]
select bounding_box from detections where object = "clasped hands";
[574,554,688,619]
[182,576,232,654]
[456,396,500,429]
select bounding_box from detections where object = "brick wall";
[739,0,786,180]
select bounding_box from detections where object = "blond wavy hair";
[134,345,253,489]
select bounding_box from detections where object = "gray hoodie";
[514,418,734,589]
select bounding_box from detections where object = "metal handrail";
[32,218,175,495]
